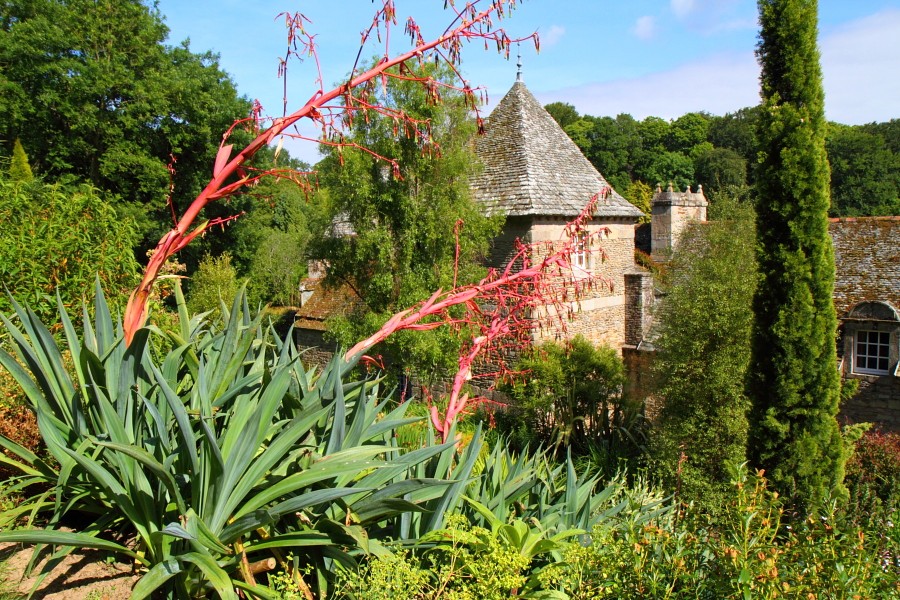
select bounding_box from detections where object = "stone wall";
[624,271,654,346]
[529,217,636,349]
[294,328,339,370]
[841,374,900,431]
[622,346,660,421]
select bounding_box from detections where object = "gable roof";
[470,81,644,220]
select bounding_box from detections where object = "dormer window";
[855,330,891,375]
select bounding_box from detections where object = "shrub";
[186,252,242,318]
[334,515,531,600]
[538,464,899,599]
[496,335,639,464]
[845,429,900,526]
[650,193,756,511]
[0,175,139,324]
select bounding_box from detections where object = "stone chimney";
[650,182,708,262]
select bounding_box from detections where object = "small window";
[854,330,891,375]
[571,233,588,270]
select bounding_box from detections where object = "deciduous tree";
[307,61,501,382]
[651,193,756,509]
[0,0,252,255]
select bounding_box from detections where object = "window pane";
[878,358,889,371]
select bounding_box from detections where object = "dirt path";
[0,543,138,599]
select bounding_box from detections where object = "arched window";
[846,301,899,377]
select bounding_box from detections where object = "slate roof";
[829,216,900,318]
[471,81,644,220]
[294,277,364,331]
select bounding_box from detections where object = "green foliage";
[650,193,756,510]
[621,179,653,223]
[845,429,900,527]
[7,139,32,182]
[544,102,581,129]
[538,464,899,599]
[334,515,530,600]
[0,284,503,598]
[0,174,139,323]
[637,150,695,192]
[310,61,501,383]
[228,169,312,307]
[564,113,641,191]
[693,146,747,192]
[666,112,712,155]
[497,336,638,464]
[0,0,254,257]
[186,253,242,319]
[826,123,900,216]
[748,0,846,513]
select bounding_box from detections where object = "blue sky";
[156,0,900,164]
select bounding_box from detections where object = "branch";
[343,194,609,442]
[123,0,538,345]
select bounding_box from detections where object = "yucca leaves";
[0,283,642,598]
[0,284,516,598]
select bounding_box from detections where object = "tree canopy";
[0,0,254,258]
[546,100,897,217]
[308,62,502,381]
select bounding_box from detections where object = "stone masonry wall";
[624,271,654,346]
[294,328,339,370]
[528,218,636,349]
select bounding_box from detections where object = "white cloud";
[541,25,566,48]
[671,0,695,19]
[536,8,900,124]
[632,16,658,41]
[539,52,759,120]
[820,9,900,124]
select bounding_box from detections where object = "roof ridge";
[470,81,643,219]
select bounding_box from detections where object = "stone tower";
[650,183,708,262]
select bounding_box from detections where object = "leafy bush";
[496,335,640,464]
[537,465,899,599]
[650,193,756,511]
[0,175,139,324]
[186,252,242,319]
[334,515,531,600]
[845,429,900,526]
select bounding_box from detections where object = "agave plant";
[0,284,477,599]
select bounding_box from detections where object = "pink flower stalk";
[123,0,537,345]
[343,194,611,442]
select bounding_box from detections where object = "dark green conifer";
[747,0,845,511]
[9,138,34,182]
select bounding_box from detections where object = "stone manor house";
[295,78,900,431]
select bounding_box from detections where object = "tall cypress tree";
[747,0,845,511]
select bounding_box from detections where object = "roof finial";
[516,43,523,83]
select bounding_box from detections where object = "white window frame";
[571,233,588,270]
[854,329,891,376]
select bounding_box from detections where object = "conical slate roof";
[471,82,644,219]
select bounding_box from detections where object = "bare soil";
[0,542,138,599]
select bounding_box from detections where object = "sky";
[155,0,900,164]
